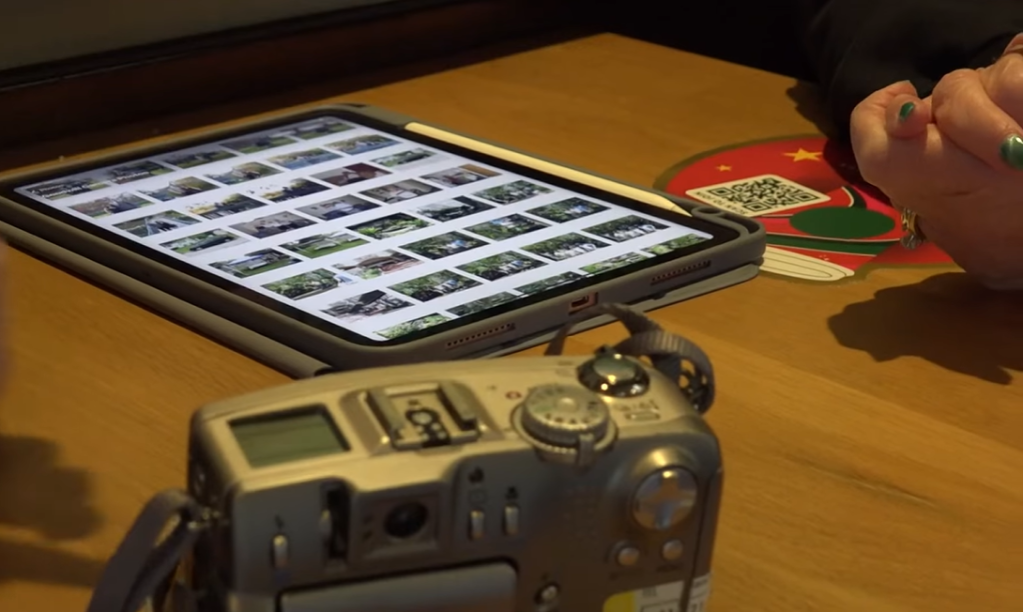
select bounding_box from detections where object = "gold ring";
[899,207,926,250]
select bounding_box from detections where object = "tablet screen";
[10,113,722,344]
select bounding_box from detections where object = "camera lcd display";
[230,407,349,468]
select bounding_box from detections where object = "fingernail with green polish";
[1000,134,1023,170]
[898,102,915,122]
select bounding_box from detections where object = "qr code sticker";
[685,174,829,217]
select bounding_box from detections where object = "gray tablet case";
[0,103,766,378]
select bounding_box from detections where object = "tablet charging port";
[568,292,598,313]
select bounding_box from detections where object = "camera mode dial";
[514,384,616,467]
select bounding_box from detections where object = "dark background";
[0,0,815,169]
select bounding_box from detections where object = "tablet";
[0,104,765,374]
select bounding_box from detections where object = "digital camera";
[182,347,721,612]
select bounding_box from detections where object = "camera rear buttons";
[631,468,698,531]
[615,544,641,567]
[661,539,685,562]
[271,534,289,570]
[469,509,485,540]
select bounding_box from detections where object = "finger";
[931,68,1023,172]
[982,49,1023,131]
[885,94,932,139]
[850,80,922,159]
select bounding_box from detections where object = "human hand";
[850,34,1023,289]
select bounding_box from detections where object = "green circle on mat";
[789,207,895,240]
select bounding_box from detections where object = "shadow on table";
[0,434,105,585]
[0,540,104,587]
[828,272,1023,385]
[786,80,834,138]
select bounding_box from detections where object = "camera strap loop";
[86,489,207,612]
[544,303,716,413]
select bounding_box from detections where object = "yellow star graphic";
[716,164,732,171]
[784,148,823,162]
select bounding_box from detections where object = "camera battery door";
[187,353,721,612]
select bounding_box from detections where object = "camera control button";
[469,509,485,540]
[615,545,641,567]
[661,539,685,562]
[536,583,560,604]
[632,468,698,531]
[271,534,289,570]
[503,504,520,536]
[578,351,650,397]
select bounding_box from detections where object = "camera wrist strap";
[544,303,716,413]
[86,489,207,612]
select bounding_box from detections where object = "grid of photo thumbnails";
[18,116,711,341]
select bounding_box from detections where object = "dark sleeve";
[802,0,1023,139]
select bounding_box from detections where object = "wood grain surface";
[0,33,1020,612]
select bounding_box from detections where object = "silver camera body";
[185,351,722,612]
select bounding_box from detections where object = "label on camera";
[603,580,684,612]
[687,574,712,612]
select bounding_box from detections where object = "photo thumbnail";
[370,148,440,169]
[204,162,280,185]
[159,146,236,169]
[296,195,379,221]
[279,231,368,258]
[473,180,552,205]
[332,249,422,280]
[464,213,548,241]
[70,193,153,218]
[25,176,108,200]
[262,268,354,300]
[583,215,667,242]
[515,271,584,295]
[230,211,317,239]
[321,290,412,322]
[141,176,218,202]
[244,178,330,203]
[222,133,297,154]
[389,270,480,302]
[446,292,518,317]
[521,233,609,261]
[326,134,398,155]
[161,229,247,256]
[400,231,488,260]
[348,213,431,239]
[420,164,499,188]
[359,179,440,204]
[100,160,174,185]
[186,193,266,220]
[527,197,609,223]
[210,248,299,278]
[266,148,341,171]
[114,210,200,238]
[457,251,546,282]
[413,196,493,222]
[312,163,390,188]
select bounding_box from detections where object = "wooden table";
[1,33,1021,612]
